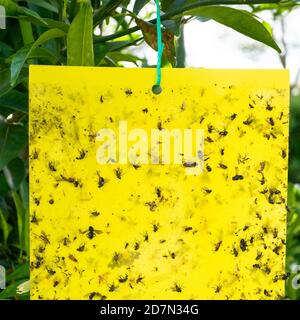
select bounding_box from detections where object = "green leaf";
[12,191,25,255]
[106,51,141,65]
[0,171,9,196]
[29,47,60,64]
[1,0,48,25]
[0,90,28,113]
[67,2,94,66]
[20,179,29,213]
[0,42,14,58]
[6,264,29,282]
[0,116,27,170]
[133,0,150,15]
[93,0,123,27]
[0,207,12,245]
[162,19,181,36]
[10,28,66,86]
[0,279,24,299]
[21,0,59,14]
[0,68,28,97]
[185,6,281,53]
[3,158,26,190]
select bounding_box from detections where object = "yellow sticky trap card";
[29,67,289,300]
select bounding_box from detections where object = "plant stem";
[94,0,281,43]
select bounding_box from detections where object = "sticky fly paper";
[29,67,289,300]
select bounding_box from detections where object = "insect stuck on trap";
[80,226,103,239]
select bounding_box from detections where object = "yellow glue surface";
[29,67,289,300]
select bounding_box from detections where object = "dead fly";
[145,201,157,212]
[214,241,222,252]
[273,245,282,255]
[144,232,149,242]
[258,161,266,173]
[232,247,238,257]
[205,136,214,143]
[243,116,254,126]
[219,129,228,137]
[207,124,214,133]
[232,175,244,181]
[48,161,57,172]
[240,239,247,252]
[112,252,122,264]
[31,212,39,224]
[90,210,100,217]
[60,174,81,188]
[273,273,290,282]
[76,149,87,160]
[36,231,50,245]
[266,101,273,111]
[183,161,197,168]
[220,148,225,156]
[32,254,44,269]
[206,164,212,172]
[46,267,56,276]
[118,274,128,283]
[155,187,162,198]
[68,254,78,263]
[136,274,144,284]
[63,237,70,246]
[157,121,163,130]
[170,252,176,259]
[80,226,103,239]
[258,174,265,185]
[268,117,275,126]
[88,292,102,300]
[133,241,140,251]
[256,251,263,260]
[184,226,193,232]
[238,154,250,165]
[171,282,183,293]
[125,88,133,96]
[214,285,222,293]
[34,197,41,206]
[230,113,237,120]
[77,244,85,252]
[152,223,160,232]
[114,167,122,179]
[97,172,105,188]
[32,148,39,160]
[142,108,148,113]
[108,283,118,292]
[281,149,287,159]
[264,289,271,297]
[218,163,228,169]
[202,188,212,194]
[243,225,249,231]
